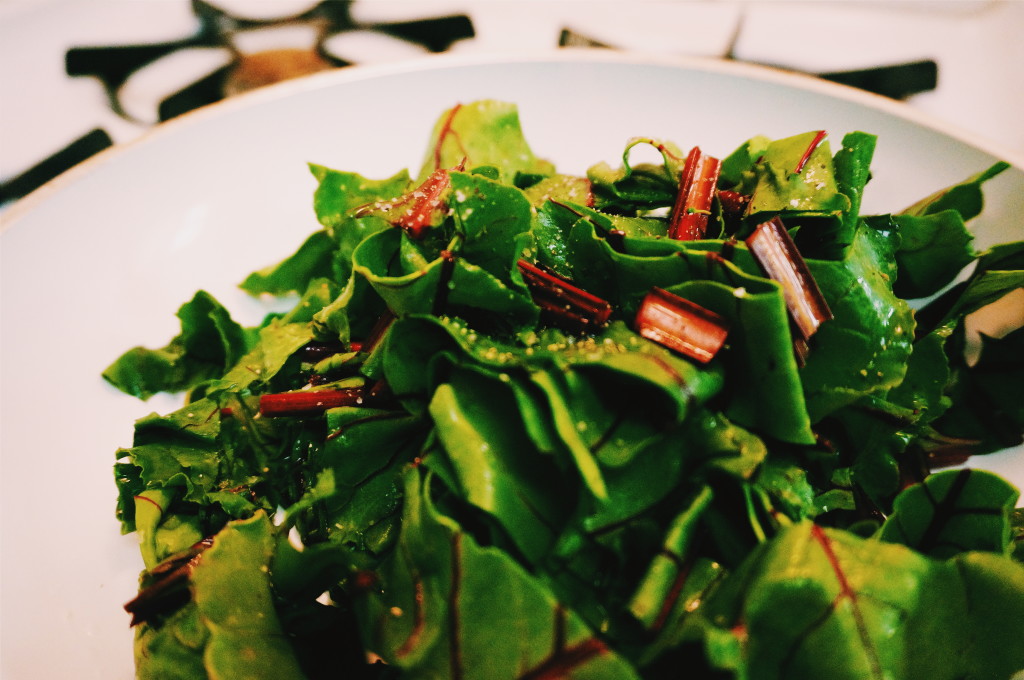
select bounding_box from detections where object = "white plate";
[2,51,1022,680]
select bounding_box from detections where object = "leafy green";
[107,100,1024,679]
[802,225,915,421]
[695,522,1024,680]
[104,290,251,399]
[878,468,1019,558]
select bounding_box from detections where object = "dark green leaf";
[879,469,1018,558]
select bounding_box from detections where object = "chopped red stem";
[745,217,833,342]
[517,260,612,333]
[717,190,750,216]
[793,130,828,174]
[669,146,722,241]
[634,288,729,364]
[124,537,214,626]
[353,159,465,239]
[259,387,365,417]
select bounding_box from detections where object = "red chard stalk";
[517,260,612,333]
[745,217,833,344]
[634,288,729,364]
[259,387,366,417]
[669,146,722,241]
[354,160,465,239]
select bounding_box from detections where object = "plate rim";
[4,48,1023,233]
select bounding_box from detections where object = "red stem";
[669,146,722,241]
[517,260,612,333]
[634,288,729,364]
[745,217,833,342]
[259,388,365,417]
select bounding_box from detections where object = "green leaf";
[832,132,876,241]
[802,225,915,422]
[191,513,308,679]
[416,100,554,182]
[133,603,209,680]
[240,229,337,296]
[663,279,814,445]
[586,137,682,212]
[216,320,313,392]
[925,241,1024,329]
[358,468,641,679]
[628,487,716,629]
[932,326,1024,453]
[429,370,569,563]
[879,469,1019,558]
[449,171,534,285]
[900,161,1009,221]
[885,210,977,299]
[745,131,850,221]
[309,164,410,236]
[103,291,250,399]
[522,173,593,209]
[353,228,536,328]
[698,522,1024,680]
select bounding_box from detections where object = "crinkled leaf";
[900,161,1009,221]
[802,226,915,421]
[191,513,308,679]
[698,522,1024,680]
[104,290,250,399]
[240,229,337,296]
[878,468,1019,558]
[932,326,1024,453]
[416,100,553,183]
[357,468,640,679]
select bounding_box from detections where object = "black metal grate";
[66,0,475,124]
[1,1,474,203]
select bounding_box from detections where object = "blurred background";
[2,0,1022,209]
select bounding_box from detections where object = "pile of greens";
[106,100,1024,679]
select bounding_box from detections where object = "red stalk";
[259,387,365,417]
[669,146,722,241]
[745,217,833,343]
[124,537,214,626]
[717,190,750,217]
[634,288,729,364]
[517,260,612,333]
[354,160,465,239]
